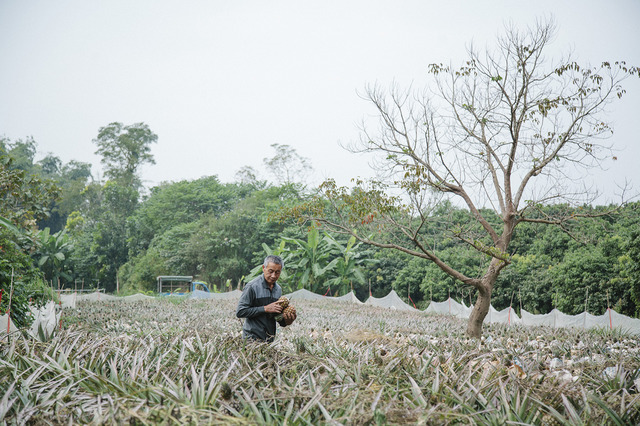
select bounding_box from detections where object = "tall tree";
[93,122,157,189]
[281,19,639,337]
[0,154,60,231]
[88,181,139,292]
[0,136,38,171]
[263,143,312,185]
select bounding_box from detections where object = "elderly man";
[236,255,297,342]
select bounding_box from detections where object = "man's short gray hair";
[263,255,284,268]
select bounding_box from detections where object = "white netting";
[331,291,364,304]
[584,311,607,329]
[286,289,326,301]
[608,309,640,334]
[211,290,243,300]
[187,290,211,299]
[424,297,471,318]
[520,308,555,327]
[486,305,522,325]
[0,313,19,333]
[365,290,417,311]
[76,292,118,302]
[29,301,59,338]
[60,293,77,308]
[187,289,242,300]
[122,293,155,302]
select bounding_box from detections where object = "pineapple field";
[2,298,640,425]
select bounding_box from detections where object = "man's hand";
[283,307,297,326]
[264,301,283,314]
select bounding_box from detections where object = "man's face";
[262,262,282,285]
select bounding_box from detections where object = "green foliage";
[364,249,411,299]
[118,248,169,293]
[120,183,295,291]
[322,234,376,296]
[127,176,242,253]
[0,148,60,327]
[392,257,431,305]
[93,122,157,189]
[32,227,74,284]
[192,189,299,288]
[493,253,554,314]
[550,235,629,315]
[5,120,640,324]
[279,225,336,292]
[0,136,37,171]
[0,225,55,328]
[1,136,90,233]
[66,181,139,292]
[265,225,377,295]
[619,228,640,315]
[39,159,93,232]
[0,153,61,231]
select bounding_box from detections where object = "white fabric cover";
[187,289,211,299]
[122,293,155,302]
[187,289,243,300]
[608,309,640,333]
[0,313,19,333]
[60,293,77,309]
[286,288,326,301]
[424,297,472,319]
[76,292,118,301]
[29,301,59,338]
[332,291,363,304]
[365,290,417,311]
[211,289,243,300]
[486,305,522,325]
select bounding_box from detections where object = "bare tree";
[280,19,639,337]
[263,143,313,185]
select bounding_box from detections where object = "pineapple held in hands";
[276,296,289,309]
[274,296,296,322]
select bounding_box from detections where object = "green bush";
[118,248,169,293]
[1,230,55,329]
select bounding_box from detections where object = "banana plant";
[322,233,377,296]
[33,227,74,285]
[280,225,339,293]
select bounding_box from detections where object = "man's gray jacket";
[236,274,285,342]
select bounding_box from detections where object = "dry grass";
[1,297,639,424]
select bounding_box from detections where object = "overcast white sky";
[1,1,638,201]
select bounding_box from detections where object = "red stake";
[7,268,14,333]
[408,294,416,309]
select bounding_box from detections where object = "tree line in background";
[1,127,639,327]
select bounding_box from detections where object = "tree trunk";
[466,282,493,338]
